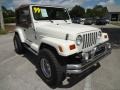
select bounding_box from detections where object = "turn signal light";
[69,44,76,50]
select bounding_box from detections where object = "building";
[107,5,120,21]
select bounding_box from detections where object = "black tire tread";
[38,48,65,88]
[14,34,24,54]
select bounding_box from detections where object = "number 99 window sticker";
[33,7,41,13]
[33,7,48,17]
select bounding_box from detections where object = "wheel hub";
[40,58,52,78]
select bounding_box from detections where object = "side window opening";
[16,6,31,28]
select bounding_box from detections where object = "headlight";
[98,31,102,38]
[76,35,82,45]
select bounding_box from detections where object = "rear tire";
[38,48,65,88]
[13,34,24,54]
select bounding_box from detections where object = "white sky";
[12,0,84,8]
[0,0,116,10]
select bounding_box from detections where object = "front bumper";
[66,42,112,74]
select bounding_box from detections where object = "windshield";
[32,6,69,20]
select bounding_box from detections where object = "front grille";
[82,32,98,49]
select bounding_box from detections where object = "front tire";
[38,49,65,88]
[13,34,24,54]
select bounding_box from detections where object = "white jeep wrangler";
[14,4,111,87]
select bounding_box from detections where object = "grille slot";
[82,32,98,49]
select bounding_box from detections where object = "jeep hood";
[35,21,100,40]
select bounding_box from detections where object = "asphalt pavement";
[0,25,120,90]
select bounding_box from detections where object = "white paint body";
[15,5,109,56]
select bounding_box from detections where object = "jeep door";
[17,6,36,43]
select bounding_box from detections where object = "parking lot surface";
[92,24,120,29]
[0,25,120,90]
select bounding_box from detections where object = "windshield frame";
[31,6,70,21]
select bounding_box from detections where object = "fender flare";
[39,37,78,56]
[15,27,26,43]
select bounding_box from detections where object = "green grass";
[0,29,8,35]
[111,21,120,26]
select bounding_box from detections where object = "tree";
[1,6,15,23]
[69,5,85,18]
[7,10,15,17]
[2,6,8,18]
[2,6,15,18]
[85,8,95,18]
[93,5,108,18]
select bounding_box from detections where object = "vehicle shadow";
[22,50,101,89]
[101,28,120,49]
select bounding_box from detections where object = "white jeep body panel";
[15,5,110,56]
[34,21,100,41]
[40,37,78,56]
[15,27,26,42]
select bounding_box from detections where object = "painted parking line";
[84,75,92,90]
